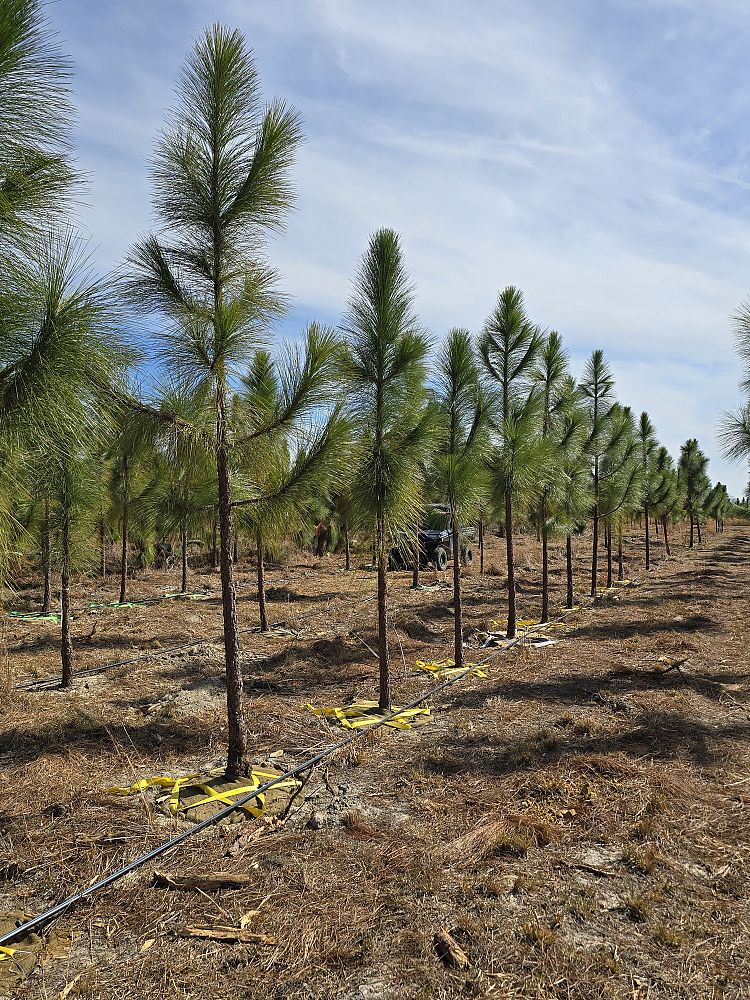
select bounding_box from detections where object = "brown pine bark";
[451,514,463,668]
[411,522,420,589]
[644,501,650,570]
[540,498,549,624]
[343,523,350,571]
[119,455,129,605]
[99,511,106,577]
[60,504,73,688]
[504,493,517,638]
[41,500,51,614]
[565,534,574,609]
[256,526,268,632]
[217,383,247,780]
[180,519,188,593]
[590,457,599,598]
[478,517,484,575]
[662,515,671,556]
[377,519,390,711]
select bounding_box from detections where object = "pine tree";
[432,328,490,666]
[480,288,543,638]
[579,350,615,598]
[127,25,303,778]
[679,439,710,547]
[343,228,434,710]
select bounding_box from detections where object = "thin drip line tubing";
[13,589,381,691]
[0,627,536,947]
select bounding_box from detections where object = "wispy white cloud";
[50,0,750,493]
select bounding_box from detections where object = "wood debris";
[152,871,252,891]
[433,928,470,969]
[178,925,276,945]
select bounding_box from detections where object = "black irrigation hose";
[13,628,248,692]
[0,630,531,948]
[13,587,380,692]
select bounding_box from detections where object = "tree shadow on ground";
[0,716,216,767]
[263,587,342,604]
[154,634,377,697]
[423,709,750,778]
[11,629,216,656]
[568,614,720,642]
[449,664,748,712]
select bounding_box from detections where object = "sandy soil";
[1,522,748,999]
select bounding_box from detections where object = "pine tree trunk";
[377,513,390,711]
[540,498,549,623]
[451,515,463,668]
[180,518,188,594]
[411,522,420,589]
[617,525,624,580]
[644,501,650,570]
[478,517,484,575]
[663,515,671,556]
[689,514,694,548]
[60,504,73,688]
[119,455,129,605]
[505,493,517,638]
[591,459,599,598]
[42,500,51,614]
[606,524,613,588]
[256,527,268,632]
[217,383,247,780]
[343,523,350,571]
[697,519,702,544]
[565,534,574,609]
[99,511,106,577]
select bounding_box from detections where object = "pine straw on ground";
[1,526,750,998]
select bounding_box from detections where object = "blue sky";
[49,0,750,495]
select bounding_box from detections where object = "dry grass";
[1,525,750,998]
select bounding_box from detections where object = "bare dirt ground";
[1,523,749,999]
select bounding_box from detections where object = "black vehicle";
[390,504,475,571]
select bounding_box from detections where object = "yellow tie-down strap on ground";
[306,700,430,730]
[490,617,569,634]
[105,768,300,818]
[0,947,16,963]
[413,659,487,680]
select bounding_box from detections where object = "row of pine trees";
[0,4,737,778]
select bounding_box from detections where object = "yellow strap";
[105,773,202,796]
[182,779,265,818]
[0,946,15,962]
[183,773,300,817]
[105,768,298,819]
[307,701,430,730]
[414,659,487,679]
